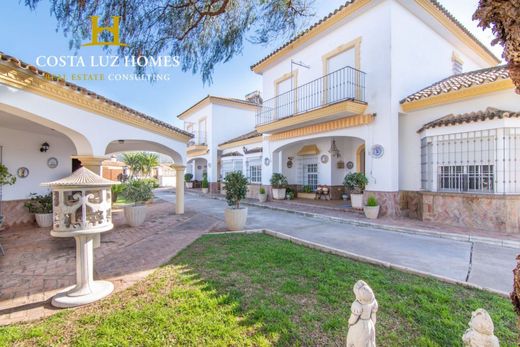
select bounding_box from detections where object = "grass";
[0,233,516,346]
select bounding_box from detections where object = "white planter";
[35,213,53,228]
[258,193,267,203]
[342,194,348,201]
[298,192,315,200]
[364,205,380,219]
[202,187,209,194]
[224,207,248,231]
[124,205,147,227]
[185,181,193,189]
[350,193,364,209]
[272,188,286,200]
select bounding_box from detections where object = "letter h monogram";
[83,16,127,47]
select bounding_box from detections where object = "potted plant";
[258,186,267,203]
[184,173,193,188]
[121,179,154,227]
[0,163,16,229]
[111,183,125,204]
[201,174,209,193]
[223,171,248,231]
[24,193,53,228]
[286,187,295,200]
[364,195,380,219]
[299,185,315,200]
[270,173,288,200]
[344,172,368,209]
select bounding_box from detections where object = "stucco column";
[173,164,186,214]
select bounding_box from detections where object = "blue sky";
[0,0,502,128]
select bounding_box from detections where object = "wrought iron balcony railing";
[256,65,366,126]
[187,130,207,147]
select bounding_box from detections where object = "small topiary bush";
[270,173,288,188]
[259,186,266,194]
[224,171,248,209]
[121,179,154,205]
[24,193,53,214]
[184,173,193,182]
[202,175,209,189]
[366,195,378,207]
[344,172,368,194]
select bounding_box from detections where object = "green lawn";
[0,233,516,346]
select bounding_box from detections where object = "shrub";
[259,186,266,194]
[343,172,368,194]
[270,173,288,189]
[366,195,378,207]
[224,171,248,209]
[302,185,312,193]
[140,178,160,189]
[202,175,209,189]
[0,164,16,186]
[24,193,53,214]
[286,187,295,200]
[184,173,193,182]
[121,179,154,205]
[111,184,125,202]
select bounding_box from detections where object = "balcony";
[187,130,208,157]
[256,66,367,133]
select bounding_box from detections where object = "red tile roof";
[417,107,520,133]
[401,65,510,104]
[219,130,262,147]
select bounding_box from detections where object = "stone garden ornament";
[346,280,378,347]
[462,309,499,347]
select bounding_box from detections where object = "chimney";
[245,90,263,105]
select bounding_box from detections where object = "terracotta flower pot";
[272,188,286,200]
[224,207,248,231]
[35,213,53,228]
[364,205,380,219]
[124,205,147,227]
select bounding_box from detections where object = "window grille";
[420,128,520,194]
[221,159,243,178]
[246,157,262,183]
[297,156,319,190]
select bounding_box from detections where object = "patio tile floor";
[0,200,218,325]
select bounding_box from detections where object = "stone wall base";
[1,199,34,228]
[364,191,401,217]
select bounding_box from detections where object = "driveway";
[157,190,518,294]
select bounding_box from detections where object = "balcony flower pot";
[224,207,248,231]
[258,192,267,203]
[35,213,53,228]
[272,188,286,200]
[124,205,147,227]
[350,193,364,209]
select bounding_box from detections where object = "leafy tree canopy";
[24,0,315,83]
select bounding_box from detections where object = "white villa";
[0,52,192,227]
[178,0,520,233]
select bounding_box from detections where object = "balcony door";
[325,48,356,104]
[275,75,295,119]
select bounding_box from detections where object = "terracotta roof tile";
[251,0,498,72]
[0,51,193,139]
[219,130,262,146]
[221,151,243,157]
[417,107,520,133]
[401,65,510,104]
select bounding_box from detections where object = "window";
[246,157,262,183]
[452,52,463,75]
[221,159,243,178]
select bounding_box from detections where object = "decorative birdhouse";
[42,167,119,308]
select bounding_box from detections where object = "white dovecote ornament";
[346,280,378,347]
[42,167,119,308]
[462,309,499,347]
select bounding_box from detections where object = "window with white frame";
[221,158,243,178]
[420,128,520,194]
[297,156,319,190]
[246,157,262,183]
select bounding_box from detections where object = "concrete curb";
[185,191,520,249]
[204,228,509,298]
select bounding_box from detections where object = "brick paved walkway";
[0,200,218,325]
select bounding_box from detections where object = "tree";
[122,152,144,178]
[473,0,520,94]
[23,0,314,83]
[141,153,160,177]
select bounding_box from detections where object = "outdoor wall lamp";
[40,142,50,152]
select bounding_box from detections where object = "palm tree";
[122,152,143,178]
[473,0,520,94]
[141,153,160,178]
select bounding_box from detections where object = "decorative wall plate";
[370,144,385,158]
[287,160,293,169]
[197,165,202,170]
[264,157,270,166]
[17,167,29,178]
[346,161,354,170]
[320,155,329,164]
[47,157,59,169]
